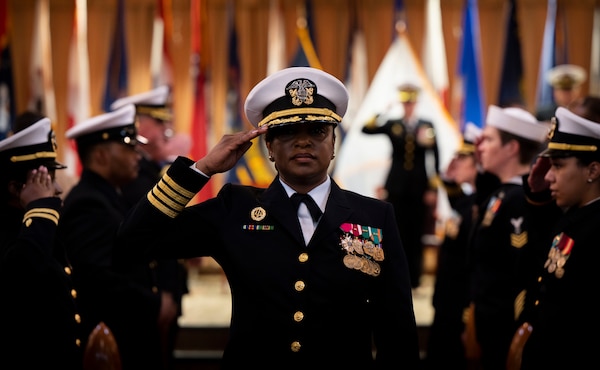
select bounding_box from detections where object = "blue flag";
[102,0,128,112]
[459,0,485,128]
[498,0,524,107]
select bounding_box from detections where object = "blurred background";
[1,0,599,197]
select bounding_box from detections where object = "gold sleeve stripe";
[147,192,179,218]
[146,174,196,218]
[22,210,60,225]
[23,208,60,220]
[161,173,196,199]
[24,207,60,219]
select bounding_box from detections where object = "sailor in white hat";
[537,64,587,121]
[0,112,85,368]
[518,97,600,370]
[465,104,550,367]
[113,66,422,368]
[109,87,188,367]
[0,116,66,173]
[66,103,144,151]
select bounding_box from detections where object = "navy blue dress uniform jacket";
[467,180,534,370]
[0,198,85,369]
[57,169,164,370]
[114,156,421,369]
[520,194,600,370]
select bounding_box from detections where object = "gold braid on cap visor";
[546,142,598,152]
[258,107,342,128]
[136,106,173,121]
[10,151,58,163]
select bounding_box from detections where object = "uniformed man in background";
[536,64,587,122]
[110,87,189,368]
[0,114,85,369]
[58,104,176,370]
[361,82,441,290]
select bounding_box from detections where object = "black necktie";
[291,193,322,222]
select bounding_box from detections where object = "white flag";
[333,30,460,199]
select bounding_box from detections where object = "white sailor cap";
[66,104,146,148]
[540,106,600,158]
[244,67,348,128]
[457,122,482,155]
[486,105,549,143]
[0,117,66,171]
[546,64,587,90]
[110,85,172,122]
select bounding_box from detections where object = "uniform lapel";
[308,180,353,246]
[261,179,306,246]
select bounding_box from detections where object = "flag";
[224,26,274,187]
[498,0,524,107]
[65,0,91,177]
[423,0,450,109]
[102,0,128,112]
[29,0,56,121]
[266,0,286,75]
[591,3,600,95]
[457,0,485,129]
[333,29,460,199]
[189,0,211,203]
[291,0,321,68]
[152,0,173,87]
[0,0,15,139]
[535,0,557,109]
[341,28,368,135]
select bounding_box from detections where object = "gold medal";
[343,254,355,269]
[555,267,565,278]
[352,239,364,254]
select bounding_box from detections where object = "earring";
[331,153,336,159]
[587,178,594,183]
[268,155,274,162]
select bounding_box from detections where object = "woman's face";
[266,122,335,189]
[545,156,590,208]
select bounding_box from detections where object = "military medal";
[482,193,503,227]
[339,223,385,276]
[544,232,574,279]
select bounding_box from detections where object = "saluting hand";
[528,156,551,193]
[19,165,59,208]
[194,126,267,176]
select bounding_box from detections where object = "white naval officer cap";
[540,106,600,158]
[546,64,587,90]
[66,104,146,149]
[110,85,173,122]
[0,117,66,171]
[486,105,550,143]
[244,66,349,128]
